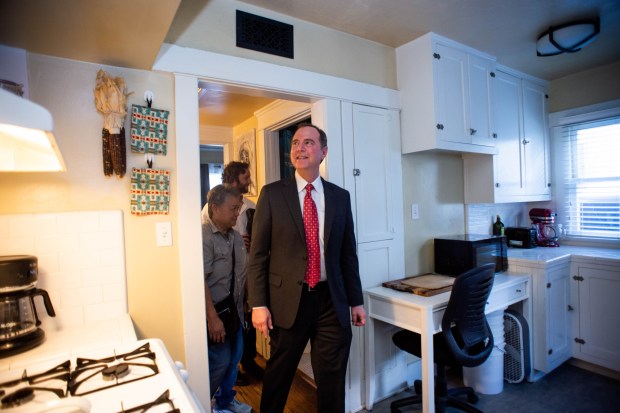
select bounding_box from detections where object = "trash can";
[462,309,506,395]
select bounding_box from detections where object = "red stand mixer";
[529,208,560,247]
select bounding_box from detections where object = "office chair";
[391,262,496,413]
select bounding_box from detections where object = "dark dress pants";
[260,284,353,413]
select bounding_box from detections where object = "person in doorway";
[202,161,263,384]
[203,184,252,413]
[248,124,366,413]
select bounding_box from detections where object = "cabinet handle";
[516,289,522,293]
[492,133,497,139]
[495,183,500,188]
[470,128,477,135]
[522,139,530,145]
[433,52,441,60]
[548,348,553,355]
[547,282,551,288]
[568,305,574,311]
[436,124,444,130]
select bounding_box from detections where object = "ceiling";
[1,0,619,127]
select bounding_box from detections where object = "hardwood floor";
[235,356,317,413]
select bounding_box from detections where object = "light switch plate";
[411,203,420,220]
[156,222,173,247]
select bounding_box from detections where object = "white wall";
[166,0,397,89]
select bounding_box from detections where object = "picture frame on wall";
[235,128,257,196]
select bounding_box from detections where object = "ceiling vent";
[236,10,294,59]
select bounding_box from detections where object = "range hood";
[0,88,66,172]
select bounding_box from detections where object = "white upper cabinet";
[464,67,551,203]
[397,32,496,154]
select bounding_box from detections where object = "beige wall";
[0,54,186,359]
[549,60,620,113]
[401,151,465,275]
[166,0,397,89]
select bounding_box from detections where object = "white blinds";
[560,116,620,239]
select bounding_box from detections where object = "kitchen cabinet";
[463,67,551,203]
[570,260,620,372]
[508,257,572,380]
[397,32,497,155]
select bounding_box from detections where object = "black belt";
[303,281,328,292]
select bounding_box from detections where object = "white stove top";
[0,317,205,413]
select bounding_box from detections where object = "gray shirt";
[202,215,247,319]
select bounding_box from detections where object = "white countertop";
[0,314,137,371]
[508,245,620,266]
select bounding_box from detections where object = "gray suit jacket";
[247,176,364,328]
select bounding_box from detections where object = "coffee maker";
[0,255,56,357]
[529,208,560,247]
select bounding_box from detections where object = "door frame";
[157,46,399,411]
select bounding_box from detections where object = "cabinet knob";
[568,305,574,311]
[522,139,531,145]
[495,183,500,188]
[436,124,444,130]
[492,133,497,139]
[470,128,477,135]
[433,52,441,60]
[353,169,361,176]
[547,183,551,187]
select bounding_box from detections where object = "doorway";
[197,82,317,407]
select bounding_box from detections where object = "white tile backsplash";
[466,203,530,234]
[0,210,127,328]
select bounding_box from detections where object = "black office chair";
[391,263,496,413]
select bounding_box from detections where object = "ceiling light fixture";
[536,18,600,57]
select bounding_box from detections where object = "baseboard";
[568,358,620,381]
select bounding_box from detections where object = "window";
[558,115,620,239]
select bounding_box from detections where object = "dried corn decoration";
[94,69,130,177]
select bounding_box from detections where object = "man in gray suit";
[248,124,366,413]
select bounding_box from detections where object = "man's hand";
[207,315,226,343]
[242,234,251,250]
[351,305,366,327]
[252,307,273,336]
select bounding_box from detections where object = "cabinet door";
[468,54,495,147]
[434,43,469,144]
[493,70,524,197]
[351,104,396,244]
[576,265,620,371]
[545,265,572,371]
[522,80,550,196]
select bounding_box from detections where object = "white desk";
[364,272,531,412]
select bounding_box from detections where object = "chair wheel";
[468,393,479,404]
[414,381,422,394]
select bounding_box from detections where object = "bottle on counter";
[493,215,505,236]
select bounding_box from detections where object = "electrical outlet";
[156,222,173,247]
[411,203,420,220]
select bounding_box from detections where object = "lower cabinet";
[571,261,620,372]
[508,258,572,379]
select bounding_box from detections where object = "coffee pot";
[529,208,560,247]
[0,255,56,357]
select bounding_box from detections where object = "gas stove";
[0,339,204,413]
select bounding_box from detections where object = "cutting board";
[383,273,455,296]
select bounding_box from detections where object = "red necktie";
[303,184,321,287]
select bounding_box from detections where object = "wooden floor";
[234,356,317,413]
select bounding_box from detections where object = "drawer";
[486,280,528,313]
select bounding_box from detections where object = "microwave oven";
[434,234,508,276]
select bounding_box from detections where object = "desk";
[364,273,531,412]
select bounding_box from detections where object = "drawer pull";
[516,289,522,293]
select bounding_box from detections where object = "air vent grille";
[236,10,294,59]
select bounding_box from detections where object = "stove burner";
[1,387,34,408]
[101,363,130,381]
[115,390,179,413]
[69,343,159,396]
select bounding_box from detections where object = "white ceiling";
[1,0,619,127]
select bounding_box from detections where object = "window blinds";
[560,116,620,239]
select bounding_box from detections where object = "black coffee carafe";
[0,255,56,357]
